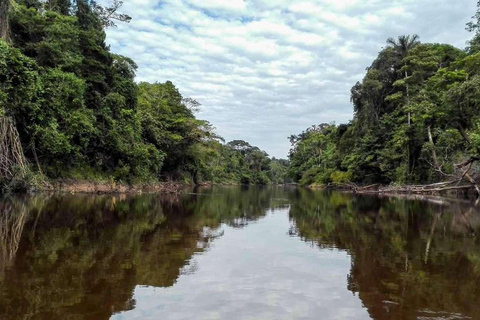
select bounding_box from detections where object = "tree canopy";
[0,0,288,190]
[288,4,480,187]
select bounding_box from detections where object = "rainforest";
[0,0,289,192]
[2,0,480,193]
[289,23,480,188]
[4,2,480,320]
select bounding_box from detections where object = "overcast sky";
[102,0,477,158]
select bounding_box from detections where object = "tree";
[0,0,286,188]
[386,35,420,58]
[386,35,420,124]
[467,1,480,53]
[46,0,71,15]
[0,0,10,41]
[77,0,131,28]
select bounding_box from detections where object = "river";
[0,186,479,319]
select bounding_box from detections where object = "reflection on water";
[290,190,480,320]
[0,187,479,319]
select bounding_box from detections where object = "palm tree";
[386,34,420,58]
[386,35,420,178]
[386,35,420,126]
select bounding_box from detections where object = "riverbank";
[311,182,480,198]
[1,176,296,195]
[40,179,184,194]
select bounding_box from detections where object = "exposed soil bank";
[41,179,184,194]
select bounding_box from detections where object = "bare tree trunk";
[31,141,44,176]
[0,0,11,42]
[405,68,411,178]
[427,126,439,170]
[405,70,410,126]
[458,124,471,145]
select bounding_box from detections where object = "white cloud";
[186,0,247,13]
[101,0,477,158]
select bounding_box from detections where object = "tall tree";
[46,0,71,15]
[90,0,131,28]
[386,35,421,58]
[467,0,480,53]
[386,35,421,120]
[0,0,11,41]
[75,0,131,28]
[386,35,421,176]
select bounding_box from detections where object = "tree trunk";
[458,124,471,145]
[405,69,410,126]
[405,68,411,178]
[427,126,439,170]
[0,0,11,42]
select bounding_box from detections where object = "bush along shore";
[288,3,480,198]
[0,0,290,194]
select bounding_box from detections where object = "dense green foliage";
[0,0,287,187]
[289,4,480,186]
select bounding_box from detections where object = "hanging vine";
[0,116,29,183]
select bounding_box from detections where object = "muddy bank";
[41,179,184,194]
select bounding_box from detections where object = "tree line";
[0,0,289,192]
[289,3,480,188]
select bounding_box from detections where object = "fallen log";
[328,181,478,196]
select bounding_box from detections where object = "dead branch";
[454,156,480,196]
[456,156,480,169]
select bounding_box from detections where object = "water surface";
[0,187,479,319]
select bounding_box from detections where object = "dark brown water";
[0,187,480,320]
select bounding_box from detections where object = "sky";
[102,0,477,158]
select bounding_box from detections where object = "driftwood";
[161,180,183,194]
[331,182,479,196]
[330,156,480,197]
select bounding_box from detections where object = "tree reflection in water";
[0,187,287,320]
[289,189,480,320]
[0,198,28,279]
[0,187,479,320]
